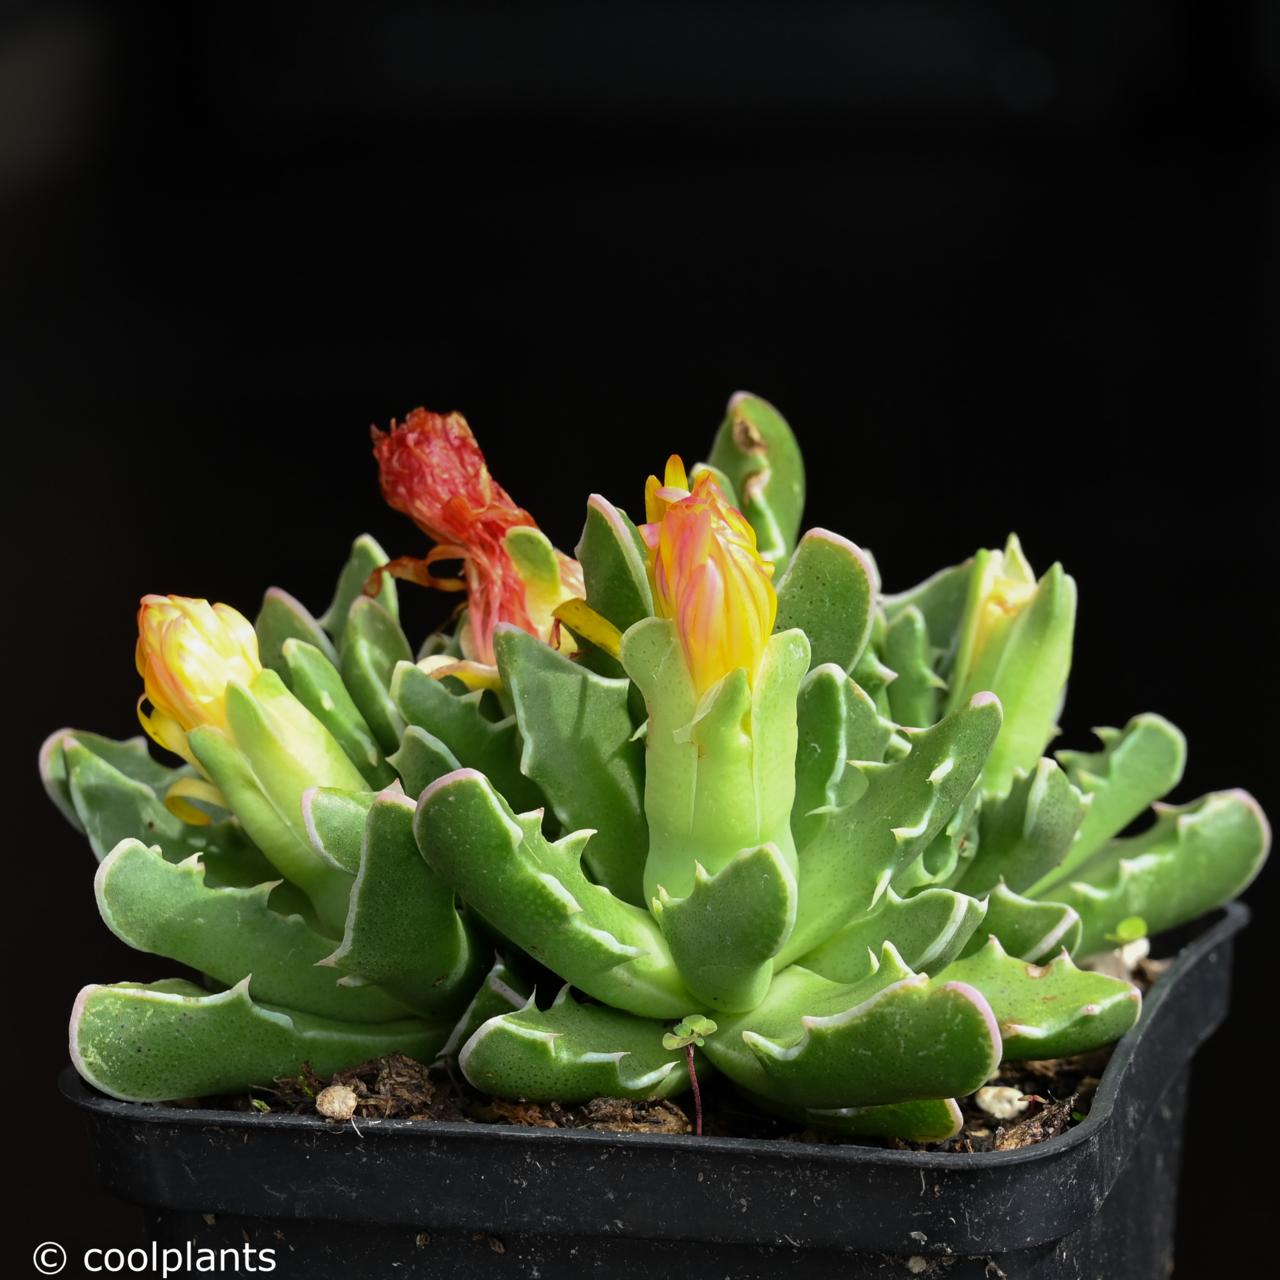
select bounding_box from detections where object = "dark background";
[4,1,1275,1273]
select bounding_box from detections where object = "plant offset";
[42,396,1270,1142]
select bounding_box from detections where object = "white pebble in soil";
[974,1085,1030,1120]
[315,1084,359,1121]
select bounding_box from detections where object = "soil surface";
[201,1043,1113,1152]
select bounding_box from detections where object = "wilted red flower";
[371,408,581,665]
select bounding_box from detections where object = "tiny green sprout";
[250,1097,271,1113]
[1106,916,1149,946]
[663,1016,718,1135]
[663,1015,719,1051]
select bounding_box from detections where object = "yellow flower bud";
[135,594,262,763]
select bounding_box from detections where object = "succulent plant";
[43,395,1269,1141]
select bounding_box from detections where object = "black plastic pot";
[63,903,1246,1279]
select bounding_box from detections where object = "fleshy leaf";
[956,758,1087,897]
[706,391,805,565]
[460,987,691,1103]
[782,693,1002,964]
[622,619,808,905]
[773,529,876,673]
[71,978,444,1102]
[339,597,412,754]
[324,791,483,1018]
[319,533,399,646]
[940,936,1140,1060]
[1033,714,1187,894]
[963,882,1082,963]
[301,786,376,873]
[494,624,648,905]
[1049,790,1270,956]
[851,644,897,719]
[440,959,532,1059]
[798,886,986,982]
[415,769,693,1018]
[652,843,797,1012]
[746,1090,964,1142]
[255,587,338,676]
[883,605,946,728]
[278,638,394,788]
[947,544,1077,797]
[882,558,975,680]
[576,494,654,633]
[392,660,542,811]
[41,728,181,829]
[187,712,354,938]
[52,733,270,880]
[95,840,412,1023]
[705,950,1000,1110]
[791,665,891,854]
[387,725,464,799]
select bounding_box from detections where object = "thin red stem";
[686,1044,703,1136]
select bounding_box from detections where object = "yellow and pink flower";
[136,594,262,765]
[639,456,776,696]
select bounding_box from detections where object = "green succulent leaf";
[706,391,805,565]
[652,843,797,1012]
[324,791,483,1019]
[95,840,412,1023]
[576,493,654,634]
[387,725,464,799]
[851,644,898,719]
[319,533,399,646]
[392,660,542,811]
[460,987,691,1103]
[71,978,445,1102]
[774,529,876,673]
[792,665,892,854]
[882,558,975,681]
[705,948,1000,1110]
[622,619,809,905]
[278,638,394,788]
[255,587,338,676]
[1049,790,1270,956]
[494,624,648,905]
[746,1091,964,1142]
[1033,714,1187,894]
[439,959,532,1060]
[798,886,986,982]
[782,693,1003,964]
[188,682,359,938]
[415,769,693,1018]
[896,785,982,894]
[300,786,376,873]
[883,605,947,728]
[947,540,1077,797]
[45,731,271,880]
[963,882,1082,963]
[41,728,181,831]
[339,597,412,754]
[940,936,1141,1060]
[956,758,1087,897]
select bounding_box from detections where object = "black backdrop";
[4,2,1275,1273]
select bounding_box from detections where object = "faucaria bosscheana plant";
[42,394,1269,1141]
